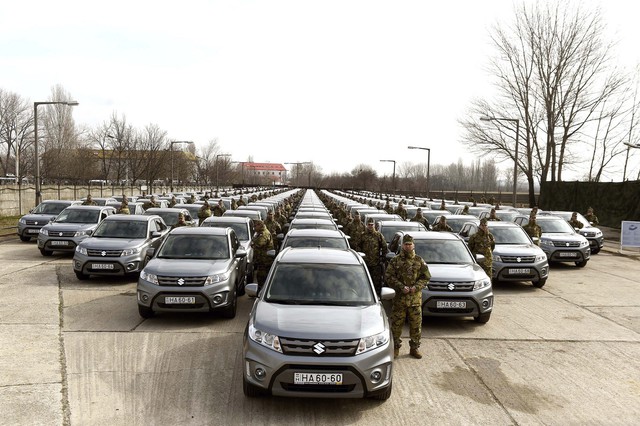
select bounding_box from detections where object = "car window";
[284,237,348,249]
[94,220,147,238]
[414,240,473,264]
[539,219,574,233]
[34,202,69,215]
[158,235,229,259]
[491,227,531,244]
[56,209,100,224]
[155,219,167,231]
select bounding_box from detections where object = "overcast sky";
[1,0,638,178]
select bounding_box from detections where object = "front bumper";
[422,285,493,318]
[137,278,235,313]
[73,253,145,276]
[494,260,549,282]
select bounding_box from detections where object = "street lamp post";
[284,162,311,186]
[170,141,194,193]
[216,154,231,195]
[33,100,79,205]
[380,159,396,194]
[407,146,431,197]
[481,116,520,207]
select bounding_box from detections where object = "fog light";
[254,367,266,380]
[141,294,149,302]
[482,298,491,309]
[126,263,136,271]
[370,370,382,383]
[212,294,224,304]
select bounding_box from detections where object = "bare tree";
[0,89,32,179]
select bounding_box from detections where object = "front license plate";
[92,263,114,270]
[509,268,530,274]
[559,252,577,257]
[437,301,467,309]
[294,372,343,385]
[28,229,40,233]
[165,296,196,304]
[51,241,68,246]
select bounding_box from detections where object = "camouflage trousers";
[254,262,273,286]
[366,263,384,294]
[390,302,422,349]
[479,259,493,280]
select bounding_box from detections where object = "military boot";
[393,347,399,358]
[409,348,422,359]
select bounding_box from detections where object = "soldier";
[82,194,97,206]
[432,215,453,232]
[213,199,226,217]
[360,218,389,294]
[395,201,408,220]
[439,200,447,211]
[264,211,282,240]
[117,200,130,215]
[168,195,177,208]
[142,195,159,210]
[487,207,501,221]
[384,199,393,214]
[187,194,196,204]
[468,218,495,278]
[410,208,431,230]
[523,215,542,246]
[385,234,431,359]
[568,212,583,229]
[171,212,187,229]
[198,201,212,224]
[274,208,287,229]
[251,220,274,288]
[345,214,365,251]
[461,205,470,215]
[585,207,599,225]
[237,195,246,207]
[230,198,238,210]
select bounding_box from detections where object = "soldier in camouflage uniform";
[168,195,177,208]
[585,207,599,225]
[345,214,365,251]
[274,208,287,230]
[360,218,389,294]
[117,200,130,215]
[410,208,431,230]
[213,199,226,217]
[187,194,196,204]
[394,201,408,220]
[385,234,431,359]
[384,199,393,214]
[251,220,274,288]
[487,208,501,221]
[171,212,187,229]
[264,211,282,243]
[568,212,583,229]
[468,218,495,277]
[237,195,246,207]
[432,215,453,232]
[439,200,447,211]
[461,205,470,215]
[523,215,542,246]
[142,195,160,211]
[198,201,212,224]
[230,198,238,210]
[82,194,97,206]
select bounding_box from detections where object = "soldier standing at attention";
[360,218,389,294]
[523,214,542,246]
[251,220,274,288]
[237,195,246,207]
[82,194,97,206]
[487,207,501,221]
[410,208,431,230]
[168,195,177,208]
[187,194,196,204]
[461,205,470,215]
[395,201,408,220]
[171,212,187,229]
[213,199,226,217]
[143,195,159,210]
[264,211,282,241]
[568,212,583,229]
[432,216,453,232]
[385,234,430,359]
[198,201,212,224]
[346,214,366,251]
[585,207,599,225]
[117,200,130,215]
[468,218,495,278]
[439,200,447,210]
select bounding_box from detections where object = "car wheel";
[40,248,53,256]
[138,305,154,319]
[75,270,89,280]
[243,378,265,397]
[533,278,547,288]
[19,236,31,242]
[220,289,237,319]
[369,382,392,400]
[575,260,588,268]
[474,312,491,324]
[591,248,600,254]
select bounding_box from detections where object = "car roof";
[103,214,157,222]
[144,207,187,213]
[64,205,112,210]
[202,216,251,224]
[486,221,521,228]
[276,247,363,265]
[284,229,346,237]
[379,220,424,227]
[401,230,459,241]
[169,226,228,236]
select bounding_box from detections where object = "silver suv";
[243,247,395,400]
[545,211,604,254]
[459,221,549,288]
[73,214,170,280]
[137,227,247,319]
[37,205,116,256]
[17,200,80,241]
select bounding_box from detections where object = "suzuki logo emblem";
[313,342,326,354]
[101,251,106,256]
[448,283,455,291]
[516,257,522,262]
[59,232,63,236]
[565,242,570,247]
[177,278,185,286]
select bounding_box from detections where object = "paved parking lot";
[0,235,639,425]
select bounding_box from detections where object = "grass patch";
[0,215,20,236]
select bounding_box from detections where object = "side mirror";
[86,229,93,236]
[476,254,486,263]
[380,287,396,300]
[150,231,162,239]
[245,283,259,297]
[146,248,156,258]
[266,249,276,257]
[236,248,247,258]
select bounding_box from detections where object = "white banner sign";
[621,221,640,248]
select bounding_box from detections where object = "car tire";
[220,289,237,319]
[40,248,53,256]
[591,248,600,254]
[575,260,588,268]
[19,236,31,242]
[474,312,491,324]
[138,305,154,319]
[369,382,393,400]
[243,378,265,397]
[75,270,89,280]
[533,278,547,288]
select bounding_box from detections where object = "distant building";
[244,162,287,185]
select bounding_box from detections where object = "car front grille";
[53,231,76,237]
[87,249,123,257]
[583,232,596,237]
[26,220,44,226]
[552,241,581,247]
[157,276,207,286]
[279,337,360,356]
[428,282,475,291]
[501,255,536,263]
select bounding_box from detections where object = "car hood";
[80,237,147,249]
[22,214,57,223]
[253,303,386,339]
[541,232,581,240]
[493,243,544,256]
[44,223,97,231]
[145,258,230,275]
[427,263,487,282]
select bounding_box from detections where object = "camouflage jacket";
[346,221,366,250]
[522,222,542,244]
[410,214,430,228]
[360,229,388,267]
[568,219,583,229]
[143,201,159,210]
[395,206,408,220]
[385,250,431,306]
[585,213,599,225]
[264,218,282,237]
[198,207,212,221]
[251,229,274,263]
[171,221,187,229]
[433,223,453,232]
[213,205,225,217]
[468,229,495,259]
[117,205,130,215]
[82,200,97,206]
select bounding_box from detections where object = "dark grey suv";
[17,200,80,241]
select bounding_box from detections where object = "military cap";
[480,218,488,225]
[402,234,414,243]
[254,219,264,226]
[367,217,375,224]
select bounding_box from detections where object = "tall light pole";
[284,162,310,186]
[216,154,231,194]
[170,141,194,193]
[481,116,520,207]
[408,146,431,198]
[34,100,79,205]
[380,159,396,194]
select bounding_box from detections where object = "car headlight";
[75,246,87,255]
[39,228,49,236]
[140,270,159,285]
[493,254,502,262]
[205,272,230,285]
[19,218,26,224]
[535,253,547,262]
[356,330,390,355]
[74,230,89,237]
[579,239,589,248]
[594,230,603,237]
[473,277,491,290]
[540,239,553,247]
[121,247,142,256]
[248,321,282,353]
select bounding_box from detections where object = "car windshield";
[33,202,68,215]
[202,222,249,241]
[55,209,100,224]
[154,211,179,226]
[93,221,148,238]
[443,218,474,233]
[490,227,531,244]
[265,263,374,305]
[380,224,424,242]
[289,223,337,231]
[283,237,348,249]
[158,234,229,259]
[554,212,591,228]
[539,219,575,233]
[414,239,474,264]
